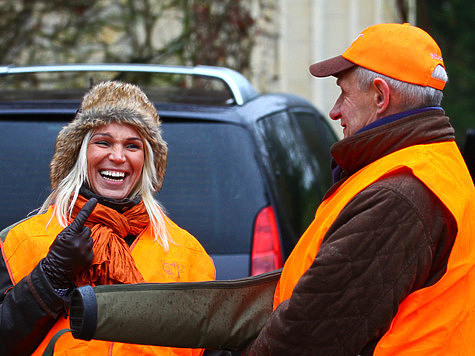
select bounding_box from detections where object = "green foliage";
[417,0,475,147]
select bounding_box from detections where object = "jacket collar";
[330,108,454,185]
[357,106,442,134]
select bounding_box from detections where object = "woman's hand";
[42,198,97,289]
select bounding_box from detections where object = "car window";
[290,110,335,191]
[0,120,62,228]
[256,110,335,248]
[158,121,267,254]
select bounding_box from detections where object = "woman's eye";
[94,140,110,147]
[127,143,141,150]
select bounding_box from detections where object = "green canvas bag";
[43,270,280,355]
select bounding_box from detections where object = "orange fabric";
[72,195,147,286]
[274,141,475,354]
[2,204,215,356]
[343,23,445,89]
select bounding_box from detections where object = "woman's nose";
[109,146,126,163]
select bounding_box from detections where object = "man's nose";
[329,103,340,121]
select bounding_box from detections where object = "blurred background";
[0,0,473,144]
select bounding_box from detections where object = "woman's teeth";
[100,170,125,181]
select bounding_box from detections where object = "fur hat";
[50,81,168,192]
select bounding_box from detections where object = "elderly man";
[245,23,475,355]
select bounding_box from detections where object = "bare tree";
[0,0,259,74]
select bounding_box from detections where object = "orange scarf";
[71,195,149,287]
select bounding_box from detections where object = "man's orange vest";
[1,208,215,356]
[274,141,475,354]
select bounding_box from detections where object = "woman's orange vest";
[274,141,475,355]
[1,208,215,356]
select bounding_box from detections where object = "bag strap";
[42,328,72,356]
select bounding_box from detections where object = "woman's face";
[87,123,145,200]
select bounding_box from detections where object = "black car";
[0,64,337,279]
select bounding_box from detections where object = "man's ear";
[372,78,390,114]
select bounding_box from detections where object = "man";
[245,23,475,355]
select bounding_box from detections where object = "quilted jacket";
[245,108,458,355]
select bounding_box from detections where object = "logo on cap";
[351,33,364,45]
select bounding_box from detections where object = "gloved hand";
[42,198,97,289]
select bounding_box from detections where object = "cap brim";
[309,55,355,77]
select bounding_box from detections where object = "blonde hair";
[40,127,170,250]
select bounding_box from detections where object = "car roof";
[157,93,318,122]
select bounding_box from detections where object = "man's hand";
[42,198,97,289]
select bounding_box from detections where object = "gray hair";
[354,65,448,109]
[40,128,170,250]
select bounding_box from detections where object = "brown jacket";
[246,109,458,355]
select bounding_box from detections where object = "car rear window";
[159,121,267,254]
[0,118,267,255]
[0,120,61,227]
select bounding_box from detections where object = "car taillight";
[251,206,283,275]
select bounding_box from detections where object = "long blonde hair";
[40,128,170,250]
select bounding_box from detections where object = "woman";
[0,81,215,355]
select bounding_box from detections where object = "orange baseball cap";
[309,23,446,90]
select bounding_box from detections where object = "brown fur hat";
[50,81,168,191]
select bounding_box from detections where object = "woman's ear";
[372,78,390,114]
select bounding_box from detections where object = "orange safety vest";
[274,141,475,355]
[1,207,216,356]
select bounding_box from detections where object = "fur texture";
[50,81,167,191]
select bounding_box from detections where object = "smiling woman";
[86,123,145,200]
[0,81,216,355]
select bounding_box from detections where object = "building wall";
[250,0,416,137]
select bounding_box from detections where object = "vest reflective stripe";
[274,141,475,354]
[2,207,214,356]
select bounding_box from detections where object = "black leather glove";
[42,198,97,289]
